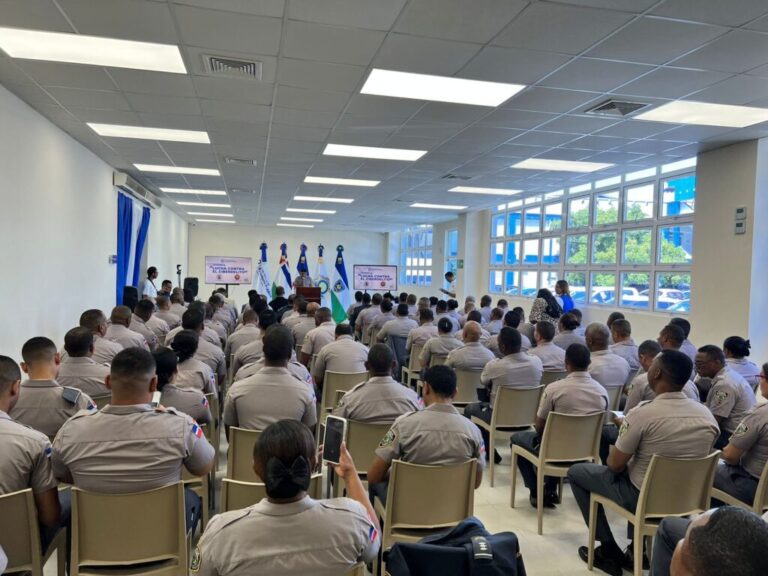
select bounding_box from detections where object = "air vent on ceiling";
[224,157,258,167]
[203,55,262,80]
[585,99,650,117]
[229,188,257,194]
[440,173,472,180]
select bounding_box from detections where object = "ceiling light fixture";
[134,164,220,176]
[511,159,613,172]
[277,223,315,228]
[293,195,354,204]
[635,100,768,128]
[361,68,525,107]
[286,208,337,215]
[186,212,233,217]
[0,27,186,73]
[304,176,380,187]
[177,201,231,208]
[280,217,323,223]
[160,188,227,196]
[410,203,468,210]
[195,219,235,224]
[323,143,426,162]
[449,186,522,196]
[88,123,209,143]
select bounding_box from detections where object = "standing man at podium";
[293,270,313,289]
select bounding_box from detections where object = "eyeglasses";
[759,374,767,380]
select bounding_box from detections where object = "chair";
[334,389,347,407]
[0,489,66,576]
[92,395,111,410]
[710,460,768,513]
[511,411,605,535]
[471,386,544,487]
[588,452,720,576]
[605,385,623,411]
[387,335,409,382]
[401,343,423,388]
[625,368,639,387]
[226,427,262,482]
[540,371,567,386]
[226,352,235,387]
[453,370,483,407]
[333,421,392,497]
[182,468,209,530]
[429,355,447,367]
[220,474,323,512]
[71,483,188,576]
[320,371,367,415]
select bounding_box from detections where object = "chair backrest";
[639,452,720,519]
[321,371,368,413]
[92,395,111,410]
[491,385,544,428]
[221,474,323,512]
[226,427,262,481]
[0,489,40,573]
[625,368,639,386]
[605,385,623,411]
[540,412,604,463]
[429,355,447,367]
[71,483,186,570]
[753,460,768,513]
[454,370,483,405]
[385,460,476,530]
[346,421,393,473]
[205,392,219,419]
[540,371,567,386]
[388,336,408,379]
[408,344,423,374]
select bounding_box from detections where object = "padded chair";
[92,395,111,410]
[453,370,483,407]
[540,371,567,387]
[181,468,209,530]
[511,411,605,535]
[70,483,188,576]
[320,371,367,415]
[401,344,423,389]
[226,427,262,482]
[0,489,66,576]
[471,386,544,487]
[710,459,768,514]
[333,421,392,497]
[220,474,323,512]
[587,452,720,576]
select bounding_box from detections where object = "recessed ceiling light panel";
[160,188,227,196]
[88,123,209,143]
[280,217,323,223]
[134,164,220,176]
[177,201,231,208]
[294,195,354,204]
[304,176,380,187]
[196,219,235,224]
[511,159,613,173]
[323,143,426,162]
[635,100,768,128]
[410,203,468,210]
[449,186,522,196]
[277,223,315,228]
[187,212,233,217]
[286,208,337,214]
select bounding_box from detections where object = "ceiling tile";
[344,94,423,120]
[537,114,621,135]
[461,46,570,85]
[283,20,386,66]
[746,13,768,32]
[272,107,341,129]
[477,109,558,130]
[672,31,768,73]
[686,74,768,105]
[410,102,490,125]
[277,58,366,92]
[274,84,350,114]
[595,120,674,139]
[270,123,330,142]
[17,61,116,91]
[174,5,282,55]
[46,87,132,111]
[618,67,731,99]
[373,33,481,75]
[398,121,469,140]
[550,0,658,11]
[124,92,201,115]
[58,0,178,43]
[0,0,73,31]
[200,98,271,122]
[541,58,654,92]
[561,134,633,151]
[67,108,143,125]
[504,87,602,114]
[192,76,274,105]
[3,83,58,107]
[328,126,395,146]
[508,131,579,147]
[652,0,768,27]
[287,0,406,30]
[138,113,207,131]
[173,0,286,18]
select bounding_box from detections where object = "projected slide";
[205,256,252,284]
[353,265,398,291]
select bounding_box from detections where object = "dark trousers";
[600,425,619,465]
[463,402,491,455]
[713,463,759,504]
[650,517,689,576]
[568,463,640,544]
[510,431,558,495]
[184,487,202,533]
[369,481,389,506]
[40,489,72,552]
[714,429,732,450]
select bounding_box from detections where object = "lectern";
[296,287,321,304]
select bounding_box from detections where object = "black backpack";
[385,517,526,576]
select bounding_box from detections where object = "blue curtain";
[116,193,134,305]
[131,206,151,287]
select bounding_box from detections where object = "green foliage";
[592,232,617,264]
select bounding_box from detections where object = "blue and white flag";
[314,244,331,308]
[297,243,309,276]
[272,243,292,299]
[255,242,271,296]
[331,245,351,323]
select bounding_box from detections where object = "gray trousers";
[650,517,689,576]
[568,462,640,543]
[713,463,759,504]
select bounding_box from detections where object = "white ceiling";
[2,0,768,231]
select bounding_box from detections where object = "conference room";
[1,1,768,575]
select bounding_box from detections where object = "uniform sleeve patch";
[192,423,203,438]
[713,390,729,405]
[190,546,201,572]
[733,423,749,438]
[369,524,378,543]
[618,421,630,438]
[379,429,396,448]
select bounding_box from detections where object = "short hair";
[135,299,154,317]
[64,327,93,357]
[396,303,409,317]
[423,365,456,397]
[110,305,132,325]
[497,299,508,308]
[21,337,57,365]
[660,324,685,347]
[406,294,417,305]
[436,300,448,312]
[276,286,285,296]
[535,321,555,342]
[170,329,199,363]
[156,295,170,309]
[354,291,363,302]
[638,339,662,358]
[498,327,522,354]
[723,336,751,358]
[110,347,156,386]
[444,271,455,280]
[606,311,625,328]
[367,344,394,373]
[153,347,177,389]
[437,318,453,333]
[656,350,693,391]
[0,355,22,395]
[80,309,106,331]
[372,293,383,305]
[263,325,293,363]
[503,310,522,328]
[447,299,459,311]
[399,292,408,302]
[259,310,277,331]
[419,308,434,322]
[380,300,393,313]
[490,307,503,320]
[362,293,372,305]
[170,291,184,304]
[570,308,583,321]
[335,324,352,337]
[242,308,258,324]
[480,295,492,307]
[247,289,258,299]
[585,322,610,350]
[611,319,632,338]
[429,296,438,307]
[161,279,172,287]
[698,344,725,365]
[147,266,157,276]
[253,420,314,499]
[669,317,691,338]
[315,307,331,323]
[559,313,580,331]
[203,303,215,320]
[297,299,308,314]
[565,344,591,371]
[306,302,319,316]
[181,309,205,331]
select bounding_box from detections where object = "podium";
[296,287,321,304]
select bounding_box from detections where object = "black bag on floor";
[385,516,526,576]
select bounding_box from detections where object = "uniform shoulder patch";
[190,546,201,572]
[618,420,630,438]
[713,390,729,405]
[379,429,396,448]
[61,387,82,405]
[733,422,749,438]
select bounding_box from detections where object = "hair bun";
[745,339,751,349]
[264,456,311,499]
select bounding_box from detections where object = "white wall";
[147,204,189,287]
[188,224,386,306]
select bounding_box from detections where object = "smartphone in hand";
[322,416,348,465]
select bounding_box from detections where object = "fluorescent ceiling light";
[88,123,209,143]
[187,212,233,217]
[635,100,768,128]
[511,159,613,173]
[304,176,379,187]
[160,188,227,196]
[277,223,315,228]
[449,186,521,196]
[196,219,235,224]
[323,143,426,162]
[0,27,186,73]
[294,195,354,204]
[361,68,525,107]
[410,203,468,210]
[177,202,230,208]
[134,164,220,176]
[286,208,337,215]
[280,216,323,223]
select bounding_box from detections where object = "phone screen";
[611,410,625,420]
[323,416,346,465]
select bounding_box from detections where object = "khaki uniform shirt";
[483,332,531,358]
[10,380,94,438]
[377,317,418,342]
[552,330,586,351]
[195,338,226,383]
[92,335,123,365]
[155,310,182,330]
[176,358,216,394]
[165,325,221,349]
[235,358,314,393]
[213,310,234,333]
[445,342,495,372]
[333,376,422,424]
[406,323,438,351]
[291,317,317,350]
[52,404,215,493]
[706,367,757,433]
[420,334,464,366]
[206,319,228,346]
[105,323,149,350]
[528,341,566,371]
[370,312,395,336]
[537,372,608,421]
[357,308,381,345]
[56,356,110,398]
[311,337,368,383]
[281,311,301,328]
[485,319,503,335]
[232,338,264,377]
[225,325,261,358]
[0,410,57,494]
[588,350,631,390]
[160,384,212,425]
[169,302,187,317]
[435,313,461,334]
[302,322,336,356]
[624,373,699,412]
[375,403,486,470]
[129,315,159,350]
[610,340,640,371]
[223,367,317,430]
[481,353,543,405]
[616,392,719,489]
[145,315,170,342]
[194,496,379,576]
[730,403,768,478]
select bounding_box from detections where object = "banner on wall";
[353,265,398,291]
[272,243,292,299]
[331,245,351,323]
[255,242,271,296]
[204,256,253,284]
[315,244,331,308]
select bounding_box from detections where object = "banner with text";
[353,265,398,291]
[204,256,253,285]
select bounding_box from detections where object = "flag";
[330,245,351,323]
[297,243,309,275]
[255,242,271,296]
[272,243,292,299]
[314,244,331,308]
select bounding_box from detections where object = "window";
[400,225,433,287]
[489,270,503,293]
[488,160,695,313]
[446,229,459,277]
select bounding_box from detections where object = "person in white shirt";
[434,300,460,334]
[610,319,640,371]
[478,295,493,325]
[485,308,504,336]
[406,308,438,354]
[445,321,495,372]
[669,317,697,362]
[300,307,336,365]
[528,321,565,371]
[586,323,630,393]
[439,271,457,299]
[723,336,761,390]
[141,266,159,300]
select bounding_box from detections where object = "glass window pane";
[655,272,691,312]
[567,196,590,229]
[505,270,519,296]
[541,237,561,265]
[447,229,459,257]
[521,271,538,297]
[658,225,693,264]
[566,234,588,265]
[425,250,432,267]
[425,269,432,286]
[425,228,433,247]
[507,210,522,236]
[565,272,586,303]
[591,231,617,264]
[544,203,562,232]
[594,190,619,226]
[491,214,505,238]
[523,239,539,265]
[490,242,504,266]
[661,174,695,217]
[506,241,520,266]
[590,273,616,305]
[622,228,652,265]
[620,272,650,310]
[540,271,558,293]
[489,270,503,293]
[524,206,541,233]
[625,183,655,222]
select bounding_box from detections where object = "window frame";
[400,225,433,288]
